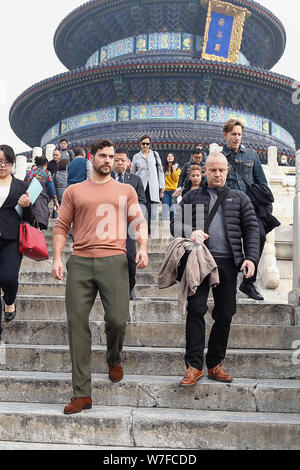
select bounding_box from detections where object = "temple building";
[10,0,300,164]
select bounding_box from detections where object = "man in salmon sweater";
[52,138,148,415]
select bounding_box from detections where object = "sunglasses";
[141,142,150,146]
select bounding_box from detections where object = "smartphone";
[243,266,248,276]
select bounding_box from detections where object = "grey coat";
[130,150,165,203]
[54,170,67,204]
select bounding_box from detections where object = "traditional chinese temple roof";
[9,57,299,151]
[54,0,286,70]
[10,0,298,159]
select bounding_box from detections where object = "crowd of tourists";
[0,118,282,414]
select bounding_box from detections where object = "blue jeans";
[162,190,175,221]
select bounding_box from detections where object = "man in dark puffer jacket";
[171,152,259,386]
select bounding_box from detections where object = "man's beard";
[93,165,111,176]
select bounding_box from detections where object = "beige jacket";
[157,238,219,314]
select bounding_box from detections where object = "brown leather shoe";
[207,363,233,383]
[109,364,124,383]
[64,397,92,415]
[179,365,203,387]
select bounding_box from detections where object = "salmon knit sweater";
[54,178,146,258]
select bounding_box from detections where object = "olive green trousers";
[65,254,130,397]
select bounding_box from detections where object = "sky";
[1,0,299,154]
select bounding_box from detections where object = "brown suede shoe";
[207,363,233,383]
[109,364,124,383]
[179,365,203,387]
[64,397,92,415]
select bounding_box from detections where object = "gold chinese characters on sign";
[201,0,250,64]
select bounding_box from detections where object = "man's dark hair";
[60,138,68,144]
[73,147,86,157]
[89,139,114,156]
[35,156,48,167]
[58,159,69,171]
[139,134,151,143]
[115,148,128,157]
[223,119,245,134]
[0,145,15,164]
[192,148,202,155]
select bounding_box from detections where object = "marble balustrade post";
[289,149,300,306]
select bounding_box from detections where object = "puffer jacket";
[170,184,260,268]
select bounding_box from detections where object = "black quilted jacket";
[171,185,260,268]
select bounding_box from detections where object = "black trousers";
[0,238,22,336]
[145,186,158,236]
[126,236,136,292]
[185,257,239,370]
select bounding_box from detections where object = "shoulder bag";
[19,222,49,261]
[176,187,229,281]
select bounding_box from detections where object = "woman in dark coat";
[25,156,59,230]
[0,145,34,339]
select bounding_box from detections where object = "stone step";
[17,268,289,293]
[19,270,160,285]
[0,402,299,449]
[2,320,299,350]
[44,250,165,262]
[14,296,295,325]
[44,234,172,252]
[0,441,125,450]
[0,344,299,379]
[1,371,300,414]
[20,257,163,272]
[17,282,178,297]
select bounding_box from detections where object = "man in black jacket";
[222,118,270,300]
[112,149,146,300]
[47,149,61,176]
[171,152,259,386]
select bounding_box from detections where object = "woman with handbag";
[25,156,59,230]
[0,145,34,340]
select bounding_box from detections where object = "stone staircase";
[0,220,300,450]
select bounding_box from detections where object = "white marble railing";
[258,147,296,290]
[288,149,300,306]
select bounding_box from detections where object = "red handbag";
[19,222,49,261]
